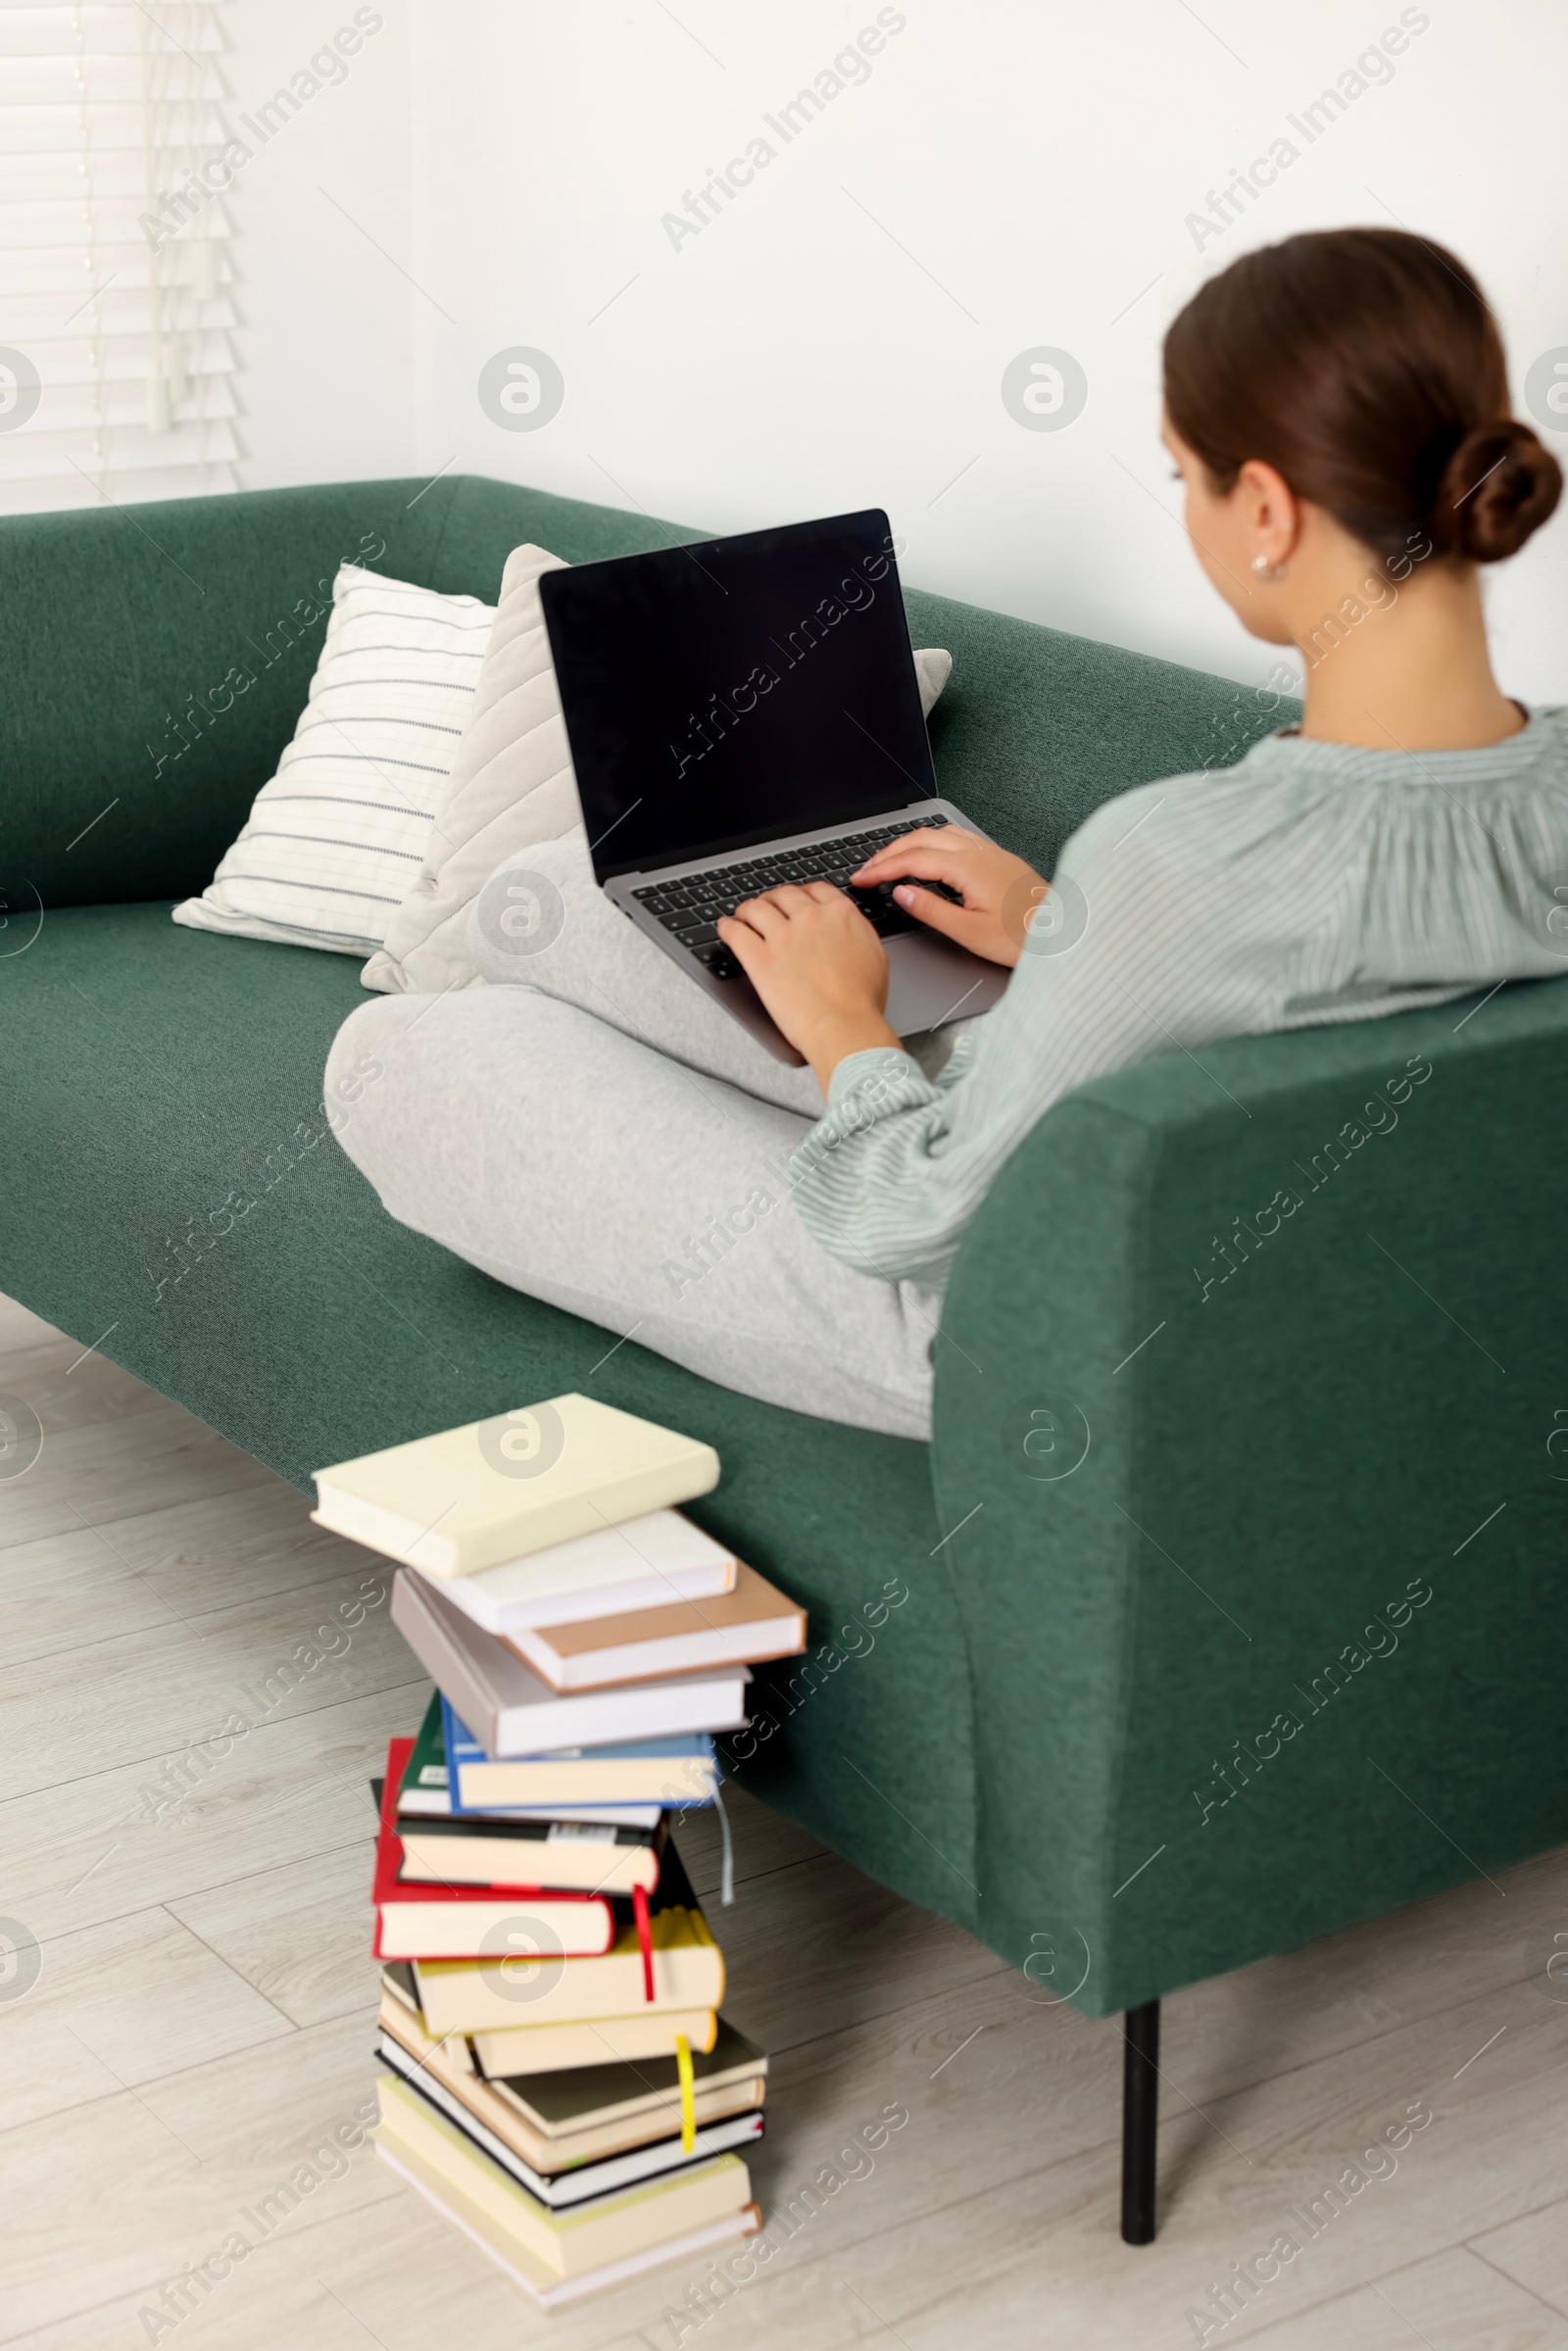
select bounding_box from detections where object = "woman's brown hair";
[1163,227,1561,566]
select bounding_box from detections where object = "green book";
[402,1690,449,1806]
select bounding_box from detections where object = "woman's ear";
[1236,459,1299,571]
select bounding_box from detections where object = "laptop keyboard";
[630,815,953,980]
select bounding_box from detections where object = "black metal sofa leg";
[1120,1998,1160,2243]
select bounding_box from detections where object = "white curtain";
[0,0,239,514]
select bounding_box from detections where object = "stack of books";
[312,1392,807,2308]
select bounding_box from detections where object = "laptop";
[538,508,1007,1065]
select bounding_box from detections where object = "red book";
[372,1739,617,1963]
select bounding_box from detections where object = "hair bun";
[1436,419,1562,563]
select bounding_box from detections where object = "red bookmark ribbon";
[632,1884,655,2003]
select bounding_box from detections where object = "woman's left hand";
[717,884,900,1089]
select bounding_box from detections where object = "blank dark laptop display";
[540,508,1006,1064]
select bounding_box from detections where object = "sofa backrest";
[0,477,699,910]
[0,474,1289,910]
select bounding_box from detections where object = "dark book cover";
[490,2015,767,2127]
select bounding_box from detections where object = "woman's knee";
[323,996,420,1179]
[465,834,597,988]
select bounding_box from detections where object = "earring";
[1251,554,1287,582]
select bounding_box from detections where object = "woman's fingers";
[722,882,854,942]
[760,882,846,913]
[751,883,867,918]
[891,880,984,946]
[853,851,976,895]
[856,845,968,888]
[853,827,982,884]
[718,897,779,942]
[719,842,1036,973]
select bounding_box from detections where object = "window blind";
[0,0,239,514]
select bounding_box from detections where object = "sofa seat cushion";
[0,902,982,1926]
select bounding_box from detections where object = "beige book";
[312,1394,719,1578]
[378,1997,763,2171]
[396,1817,664,1895]
[375,2076,751,2278]
[507,1560,808,1691]
[375,2134,760,2311]
[472,2007,718,2078]
[415,1902,723,2034]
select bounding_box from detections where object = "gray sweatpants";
[325,836,950,1439]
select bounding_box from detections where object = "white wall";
[227,0,1568,700]
[225,0,416,491]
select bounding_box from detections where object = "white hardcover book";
[391,1569,750,1759]
[509,1561,808,1691]
[394,1780,664,1829]
[431,1509,738,1634]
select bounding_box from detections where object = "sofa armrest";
[929,979,1568,2016]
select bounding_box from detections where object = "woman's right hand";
[852,826,1051,970]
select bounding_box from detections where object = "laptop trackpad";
[884,931,1007,1037]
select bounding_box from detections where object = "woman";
[328,227,1566,1440]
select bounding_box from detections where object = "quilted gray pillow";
[362,543,570,994]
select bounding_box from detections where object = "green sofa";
[5,475,1565,2237]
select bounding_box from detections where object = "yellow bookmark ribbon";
[674,2033,696,2153]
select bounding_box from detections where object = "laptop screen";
[539,509,937,881]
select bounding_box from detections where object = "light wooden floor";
[3,1291,1566,2351]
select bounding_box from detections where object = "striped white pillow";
[172,563,496,955]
